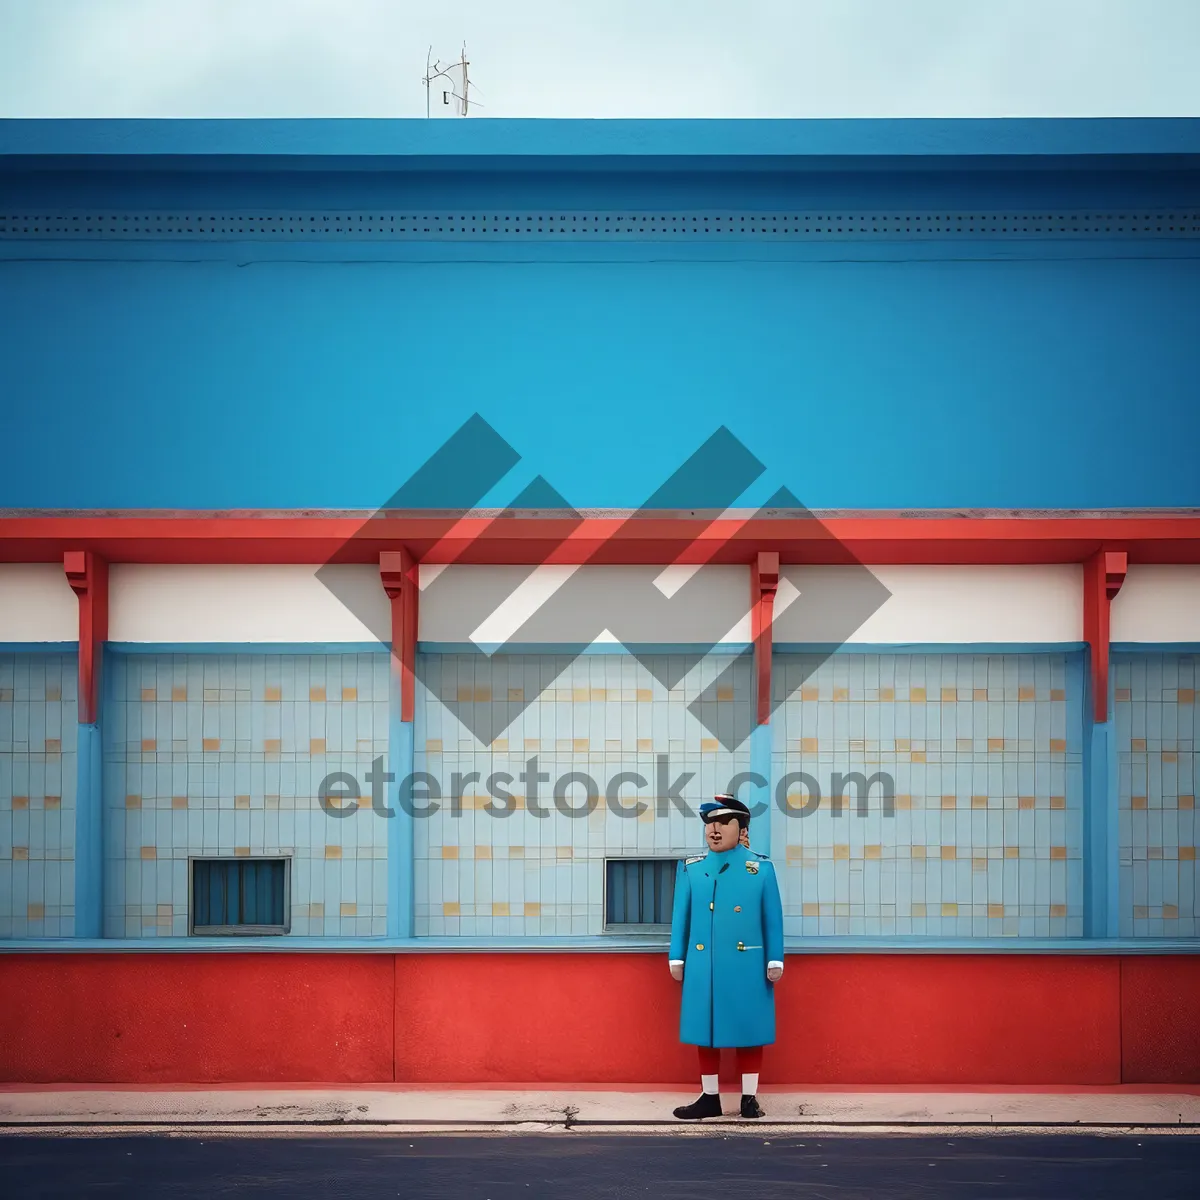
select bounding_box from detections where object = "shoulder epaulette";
[685,854,705,865]
[754,851,771,860]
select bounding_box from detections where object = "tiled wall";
[1115,653,1199,936]
[413,653,753,936]
[103,652,390,937]
[0,652,77,937]
[771,653,1084,938]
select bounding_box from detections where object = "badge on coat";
[745,860,759,874]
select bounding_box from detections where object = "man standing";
[669,793,784,1120]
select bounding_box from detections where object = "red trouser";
[697,1046,763,1076]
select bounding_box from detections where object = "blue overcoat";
[669,843,785,1048]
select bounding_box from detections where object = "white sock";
[701,1074,719,1095]
[741,1072,759,1096]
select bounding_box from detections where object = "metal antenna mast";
[423,43,480,117]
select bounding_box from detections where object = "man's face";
[705,815,742,852]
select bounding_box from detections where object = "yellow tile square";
[171,685,187,702]
[141,688,157,702]
[172,795,189,809]
[1051,688,1066,701]
[701,738,719,753]
[988,904,1005,918]
[1019,795,1036,810]
[310,738,326,754]
[833,687,849,702]
[140,739,156,753]
[442,846,459,859]
[44,795,60,809]
[1050,795,1066,809]
[340,902,357,917]
[27,902,45,919]
[636,689,654,703]
[911,903,927,917]
[310,686,326,702]
[1018,686,1036,701]
[1179,847,1196,861]
[1049,739,1067,754]
[524,738,540,751]
[264,686,282,702]
[325,845,342,859]
[988,738,1005,753]
[557,846,574,859]
[573,739,589,752]
[971,795,989,808]
[910,750,926,762]
[833,844,850,860]
[443,902,461,917]
[140,846,156,860]
[973,856,988,871]
[1050,904,1068,918]
[1050,845,1067,860]
[11,795,28,810]
[1179,795,1196,810]
[864,845,882,859]
[801,687,820,702]
[523,902,541,917]
[508,846,524,858]
[941,902,958,916]
[234,846,250,857]
[941,795,956,809]
[716,686,735,702]
[878,687,894,702]
[910,844,926,859]
[492,902,510,917]
[12,847,28,861]
[941,845,957,859]
[974,688,989,701]
[341,687,357,702]
[125,794,141,809]
[1163,904,1179,919]
[1005,846,1020,858]
[1131,796,1148,810]
[637,739,653,753]
[264,739,281,754]
[474,845,492,860]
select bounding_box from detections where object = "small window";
[605,858,678,929]
[190,857,290,935]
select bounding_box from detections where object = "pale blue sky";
[1,0,1198,118]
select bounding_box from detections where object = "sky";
[1,0,1198,119]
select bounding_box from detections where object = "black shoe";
[673,1092,723,1120]
[740,1094,765,1119]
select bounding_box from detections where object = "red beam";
[62,550,108,724]
[379,548,418,723]
[2,513,1200,567]
[1082,549,1128,723]
[751,551,779,725]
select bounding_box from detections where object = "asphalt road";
[2,1132,1198,1198]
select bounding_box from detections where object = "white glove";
[766,961,784,983]
[669,959,684,982]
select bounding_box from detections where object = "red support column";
[380,548,418,722]
[751,551,780,726]
[63,550,108,724]
[1082,548,1127,722]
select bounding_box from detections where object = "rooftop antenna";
[423,43,481,117]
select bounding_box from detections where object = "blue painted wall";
[2,254,1198,510]
[2,118,1199,512]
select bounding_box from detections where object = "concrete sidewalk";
[3,1087,1200,1131]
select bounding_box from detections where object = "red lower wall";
[2,952,1198,1085]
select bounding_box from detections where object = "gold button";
[737,941,745,951]
[734,905,741,913]
[696,943,704,951]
